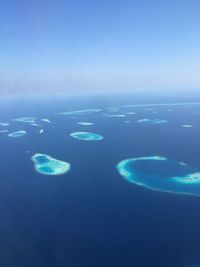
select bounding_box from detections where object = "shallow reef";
[137,118,168,124]
[70,131,103,141]
[57,109,101,116]
[14,117,36,124]
[31,153,71,175]
[116,156,200,196]
[8,130,26,137]
[77,122,94,126]
[0,122,9,126]
[182,124,193,128]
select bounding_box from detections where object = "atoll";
[103,114,126,117]
[0,122,10,126]
[116,156,200,196]
[70,131,103,141]
[77,122,94,126]
[41,118,51,123]
[137,118,168,124]
[57,109,101,116]
[31,153,71,175]
[14,117,36,124]
[8,130,26,137]
[182,125,193,128]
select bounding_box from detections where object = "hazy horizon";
[1,0,200,95]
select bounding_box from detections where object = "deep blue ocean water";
[1,93,200,267]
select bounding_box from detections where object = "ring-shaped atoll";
[70,131,103,141]
[8,130,26,137]
[116,156,200,196]
[31,153,71,175]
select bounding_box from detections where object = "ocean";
[0,93,200,267]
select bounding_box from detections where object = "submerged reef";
[31,123,41,127]
[0,122,9,126]
[70,131,103,141]
[182,124,193,128]
[57,109,101,116]
[116,156,200,196]
[77,122,94,126]
[31,153,71,175]
[126,112,136,115]
[14,117,36,124]
[41,118,51,123]
[103,114,126,117]
[137,118,168,124]
[105,107,120,112]
[122,102,200,108]
[8,130,26,137]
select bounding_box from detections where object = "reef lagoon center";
[31,153,71,175]
[70,132,103,141]
[116,156,200,196]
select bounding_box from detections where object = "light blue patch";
[31,153,71,176]
[57,109,101,116]
[182,124,193,128]
[0,122,10,126]
[14,117,36,124]
[70,131,103,141]
[137,118,168,124]
[77,122,94,126]
[8,130,26,137]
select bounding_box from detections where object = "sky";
[0,0,200,95]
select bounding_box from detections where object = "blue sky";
[0,0,200,94]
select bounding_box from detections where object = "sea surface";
[1,93,200,267]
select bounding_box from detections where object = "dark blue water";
[1,93,200,267]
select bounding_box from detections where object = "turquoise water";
[117,156,200,196]
[70,131,103,141]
